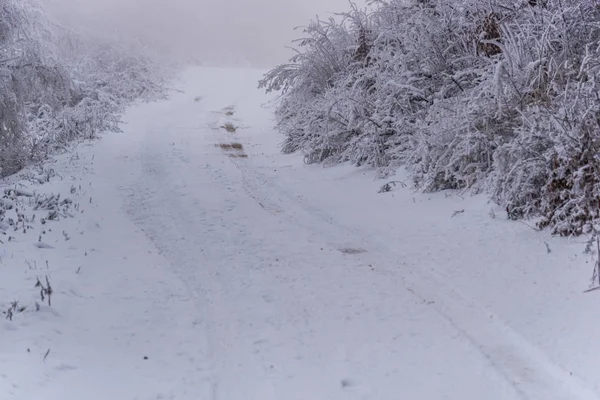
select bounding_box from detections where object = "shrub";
[261,0,600,235]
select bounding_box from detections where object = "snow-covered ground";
[2,67,600,400]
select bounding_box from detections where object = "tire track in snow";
[221,124,600,400]
[126,105,285,400]
[119,128,221,400]
[210,107,283,217]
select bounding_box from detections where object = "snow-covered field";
[2,67,600,400]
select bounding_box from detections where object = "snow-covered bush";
[0,0,168,174]
[262,0,600,235]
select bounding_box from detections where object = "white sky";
[43,0,367,67]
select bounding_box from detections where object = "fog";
[43,0,366,67]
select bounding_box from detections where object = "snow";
[2,66,600,399]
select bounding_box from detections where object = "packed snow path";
[4,67,600,400]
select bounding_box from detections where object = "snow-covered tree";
[0,0,168,175]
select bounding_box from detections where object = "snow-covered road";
[114,69,519,399]
[4,67,600,400]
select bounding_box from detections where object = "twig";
[451,209,465,218]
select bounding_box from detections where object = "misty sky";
[44,0,366,67]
